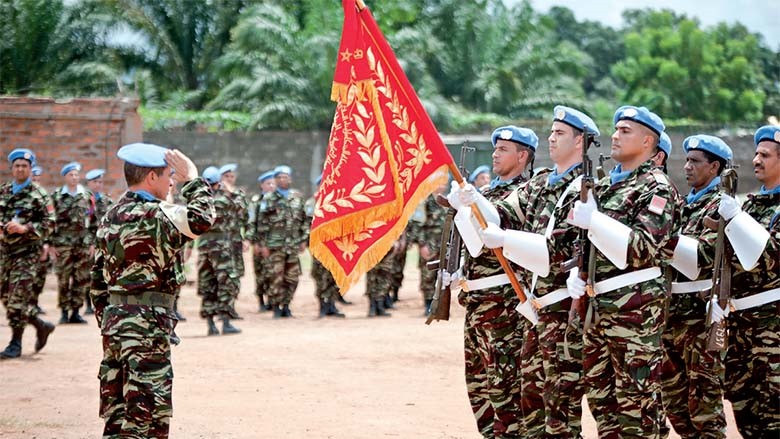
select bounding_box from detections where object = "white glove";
[566,267,586,299]
[707,298,730,324]
[718,194,740,221]
[566,190,596,229]
[441,269,461,287]
[447,181,477,210]
[479,223,507,249]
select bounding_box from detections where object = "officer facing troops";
[0,149,56,359]
[90,143,214,438]
[717,125,780,438]
[248,170,276,311]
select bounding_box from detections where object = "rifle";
[704,165,738,352]
[425,142,473,324]
[561,127,601,326]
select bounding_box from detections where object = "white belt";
[730,287,780,311]
[462,272,523,292]
[671,279,713,294]
[531,288,570,309]
[593,267,662,295]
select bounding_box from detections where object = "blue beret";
[274,165,292,177]
[60,162,82,176]
[8,148,35,165]
[491,126,539,151]
[314,174,323,186]
[257,170,275,183]
[683,135,733,161]
[31,166,43,176]
[468,165,491,183]
[117,143,169,168]
[754,125,780,146]
[202,166,221,184]
[85,169,105,181]
[553,105,600,136]
[613,106,665,136]
[219,163,237,175]
[658,132,672,157]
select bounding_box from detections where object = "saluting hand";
[166,149,198,183]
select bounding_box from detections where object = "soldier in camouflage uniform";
[387,228,408,306]
[90,143,214,438]
[220,164,248,319]
[0,149,56,359]
[51,162,97,324]
[85,168,114,315]
[307,175,345,318]
[717,125,780,438]
[564,106,678,438]
[256,165,308,318]
[446,125,537,438]
[366,236,406,317]
[659,135,733,438]
[30,165,51,315]
[197,167,241,335]
[413,184,448,315]
[248,171,276,312]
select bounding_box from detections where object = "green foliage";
[138,106,252,131]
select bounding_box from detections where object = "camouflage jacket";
[412,195,447,253]
[591,160,679,311]
[225,188,248,242]
[255,189,308,250]
[51,185,97,247]
[461,174,527,305]
[198,187,234,249]
[92,192,114,224]
[0,180,54,255]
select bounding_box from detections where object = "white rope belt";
[462,272,523,292]
[730,287,780,311]
[593,267,662,295]
[531,288,570,309]
[671,279,713,295]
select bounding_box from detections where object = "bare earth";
[0,251,743,438]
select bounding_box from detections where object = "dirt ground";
[0,251,743,438]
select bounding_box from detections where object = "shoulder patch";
[648,195,668,215]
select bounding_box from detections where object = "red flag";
[309,0,454,292]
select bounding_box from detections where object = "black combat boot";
[206,316,219,336]
[424,299,433,316]
[375,299,391,317]
[69,308,87,324]
[59,309,69,324]
[0,327,24,359]
[318,298,328,318]
[221,316,241,335]
[29,316,55,352]
[337,294,353,305]
[391,287,400,303]
[326,300,345,318]
[281,304,293,318]
[368,299,377,317]
[384,293,395,309]
[84,294,94,315]
[272,304,283,319]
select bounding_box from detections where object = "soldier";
[468,165,491,190]
[365,237,404,317]
[717,125,780,438]
[249,170,276,311]
[51,162,97,324]
[85,168,113,315]
[220,163,248,319]
[661,135,733,438]
[307,174,345,318]
[90,143,214,437]
[256,165,308,318]
[563,106,678,437]
[197,166,240,335]
[30,165,51,315]
[0,149,56,359]
[446,125,537,438]
[414,183,448,315]
[387,226,408,306]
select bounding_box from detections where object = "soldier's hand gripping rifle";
[425,142,473,324]
[704,165,738,352]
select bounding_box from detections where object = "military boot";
[391,287,400,303]
[375,299,391,317]
[337,294,353,305]
[384,293,395,309]
[281,304,293,318]
[0,327,24,359]
[69,309,87,324]
[272,304,283,319]
[59,309,69,324]
[258,294,266,312]
[318,298,328,318]
[206,316,219,336]
[29,316,55,352]
[424,299,433,316]
[84,295,94,315]
[221,316,241,335]
[326,300,345,318]
[368,299,377,317]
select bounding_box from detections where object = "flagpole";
[447,163,529,304]
[355,0,366,11]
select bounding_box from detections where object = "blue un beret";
[683,135,733,162]
[32,166,43,176]
[468,165,491,183]
[202,166,221,184]
[658,132,672,157]
[117,143,169,168]
[219,163,237,175]
[754,125,780,147]
[61,162,82,176]
[491,126,539,151]
[257,170,275,183]
[614,106,665,136]
[8,148,36,165]
[85,169,105,181]
[274,165,292,177]
[553,105,600,136]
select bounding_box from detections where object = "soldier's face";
[260,179,276,193]
[611,120,654,165]
[222,171,236,185]
[64,169,80,187]
[150,166,174,199]
[11,159,31,183]
[548,121,580,166]
[684,150,718,191]
[276,173,290,189]
[87,177,104,193]
[31,174,41,183]
[492,139,526,179]
[473,172,490,188]
[753,141,780,187]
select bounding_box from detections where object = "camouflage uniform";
[461,175,526,438]
[248,193,272,308]
[51,185,97,315]
[661,185,727,438]
[724,190,780,438]
[226,188,248,277]
[31,186,53,310]
[366,237,404,316]
[415,195,447,303]
[197,187,237,319]
[90,177,214,438]
[583,160,678,438]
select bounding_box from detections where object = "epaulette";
[650,168,670,186]
[532,167,553,177]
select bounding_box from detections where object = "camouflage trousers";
[267,249,301,306]
[233,240,245,277]
[0,249,42,329]
[463,298,524,438]
[537,310,585,438]
[660,313,726,438]
[519,321,545,438]
[197,242,237,318]
[366,262,393,301]
[312,259,338,301]
[724,309,780,438]
[391,247,407,294]
[583,297,665,438]
[32,254,50,307]
[253,253,271,298]
[418,252,437,301]
[55,245,90,310]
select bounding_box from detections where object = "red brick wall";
[0,96,142,199]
